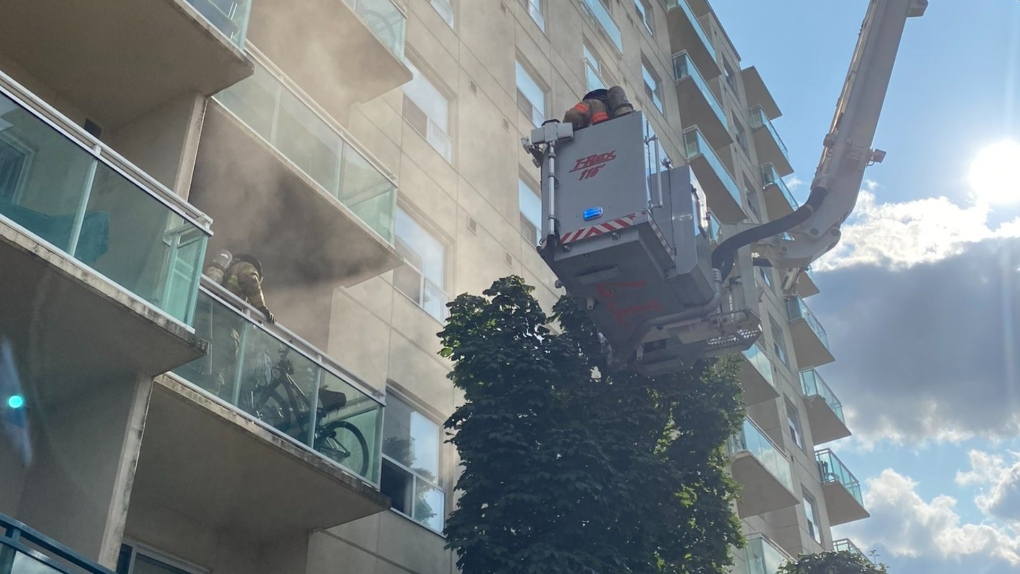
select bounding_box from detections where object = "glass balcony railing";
[581,0,623,54]
[761,163,798,209]
[728,417,794,491]
[816,449,864,507]
[786,296,830,350]
[663,0,716,63]
[746,534,791,574]
[0,79,210,325]
[742,342,775,388]
[683,129,741,206]
[800,369,845,423]
[672,52,726,127]
[214,59,398,244]
[749,106,790,161]
[185,0,252,48]
[173,282,384,484]
[834,539,873,562]
[344,0,408,59]
[705,212,720,243]
[1,512,116,574]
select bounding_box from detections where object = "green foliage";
[778,551,888,574]
[438,276,746,574]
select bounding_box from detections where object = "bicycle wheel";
[255,388,296,434]
[317,421,370,477]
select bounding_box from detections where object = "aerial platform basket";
[525,111,760,375]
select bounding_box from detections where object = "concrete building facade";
[0,0,871,573]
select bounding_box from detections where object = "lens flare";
[968,140,1020,205]
[6,394,24,409]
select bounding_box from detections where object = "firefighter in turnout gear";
[205,250,275,324]
[563,85,634,131]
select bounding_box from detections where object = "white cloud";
[956,450,1020,522]
[837,469,1020,570]
[785,175,804,190]
[814,182,1020,271]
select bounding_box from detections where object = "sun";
[968,140,1020,205]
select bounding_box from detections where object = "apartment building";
[0,0,869,573]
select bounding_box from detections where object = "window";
[117,543,206,574]
[803,492,821,543]
[516,59,547,127]
[583,42,608,92]
[734,116,749,154]
[744,176,760,219]
[430,0,455,27]
[787,399,804,450]
[770,314,789,367]
[641,57,664,114]
[381,392,446,532]
[634,0,653,35]
[519,177,542,244]
[522,0,545,31]
[0,133,31,203]
[758,265,774,290]
[403,59,453,162]
[394,207,449,322]
[723,59,738,94]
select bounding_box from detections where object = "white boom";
[746,0,928,288]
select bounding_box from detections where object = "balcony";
[0,513,114,574]
[0,0,252,130]
[740,343,779,405]
[0,73,211,406]
[746,533,792,574]
[749,106,793,177]
[673,52,732,150]
[581,0,624,55]
[129,281,389,542]
[728,418,798,517]
[816,449,869,525]
[741,67,782,121]
[786,296,835,368]
[665,0,720,79]
[247,0,411,121]
[800,369,850,444]
[192,55,402,293]
[761,163,798,220]
[797,267,820,298]
[684,129,746,223]
[834,538,873,562]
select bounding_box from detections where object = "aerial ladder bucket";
[523,111,760,376]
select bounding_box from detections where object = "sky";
[709,1,1020,573]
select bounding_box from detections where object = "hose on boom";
[711,186,829,280]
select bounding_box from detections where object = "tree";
[438,276,746,574]
[778,550,888,574]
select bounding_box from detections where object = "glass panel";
[341,144,396,243]
[786,297,830,349]
[761,163,799,209]
[414,477,446,531]
[427,119,453,162]
[729,418,793,491]
[381,458,414,514]
[800,369,845,423]
[749,106,790,160]
[184,0,252,48]
[741,343,774,388]
[527,0,545,31]
[382,396,440,479]
[423,279,449,322]
[516,62,546,124]
[133,553,194,574]
[519,179,541,243]
[581,0,623,54]
[355,0,408,58]
[214,61,397,245]
[395,209,445,289]
[672,53,725,126]
[11,550,63,573]
[318,371,383,483]
[173,290,383,481]
[746,536,789,574]
[404,61,450,132]
[585,61,606,92]
[816,449,864,505]
[430,0,455,27]
[682,129,741,206]
[642,64,663,114]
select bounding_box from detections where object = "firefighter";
[562,85,634,131]
[205,250,275,324]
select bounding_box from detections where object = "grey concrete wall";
[15,375,151,568]
[107,91,206,196]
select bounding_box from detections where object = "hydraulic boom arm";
[713,0,927,284]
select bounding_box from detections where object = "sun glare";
[969,140,1020,205]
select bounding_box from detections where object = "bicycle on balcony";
[239,346,370,477]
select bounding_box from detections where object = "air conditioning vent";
[467,218,478,234]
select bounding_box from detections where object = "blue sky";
[710,1,1020,572]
